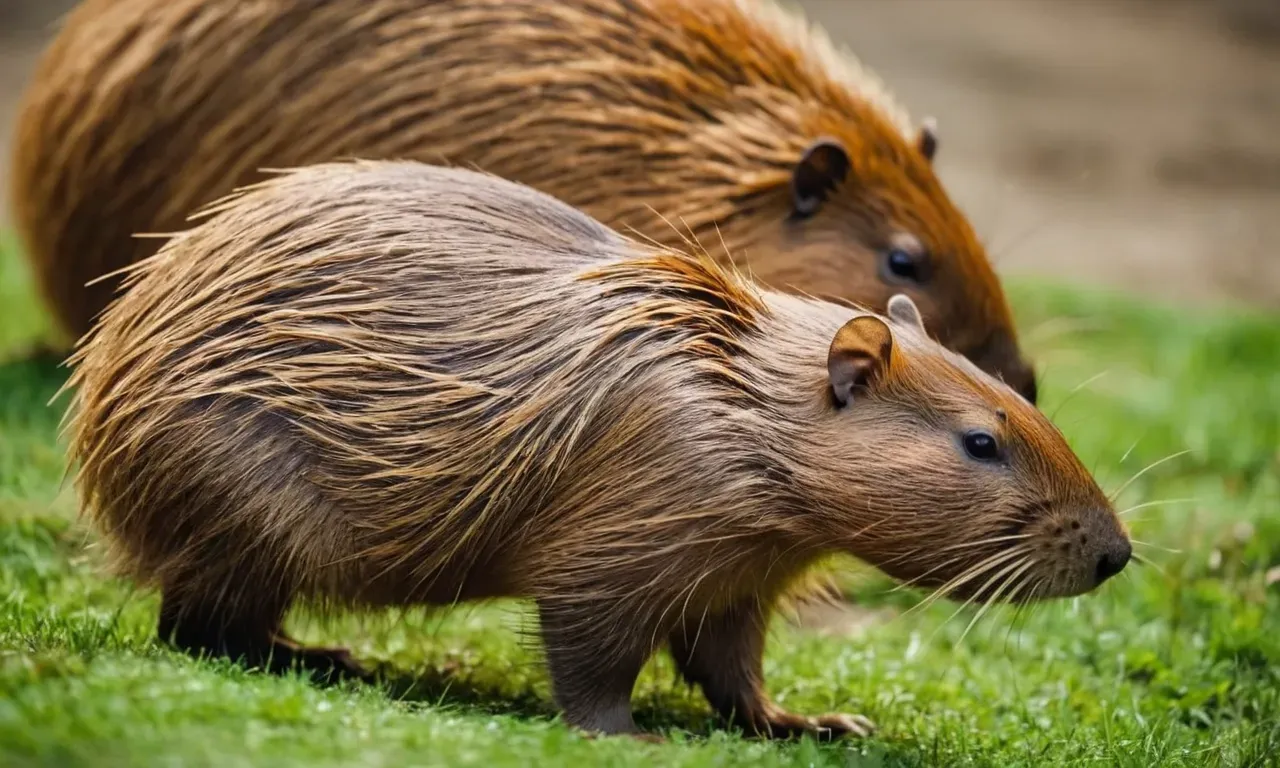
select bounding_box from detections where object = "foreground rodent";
[68,162,1128,739]
[18,0,1037,402]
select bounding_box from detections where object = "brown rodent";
[18,0,1038,403]
[66,161,1127,740]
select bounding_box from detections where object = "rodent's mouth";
[941,567,1045,605]
[885,542,1044,606]
[880,505,1126,605]
[926,533,1070,605]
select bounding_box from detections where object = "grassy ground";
[0,236,1276,768]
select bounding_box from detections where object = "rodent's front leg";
[668,598,875,740]
[537,598,656,739]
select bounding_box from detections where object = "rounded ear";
[917,117,939,162]
[792,138,850,217]
[886,293,926,332]
[827,315,893,407]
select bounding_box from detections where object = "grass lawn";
[0,234,1277,768]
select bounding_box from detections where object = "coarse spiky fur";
[66,161,1127,740]
[15,0,1034,399]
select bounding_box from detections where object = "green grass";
[0,235,1277,768]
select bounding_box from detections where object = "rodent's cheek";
[771,226,882,299]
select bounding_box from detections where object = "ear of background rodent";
[827,315,893,407]
[791,138,850,217]
[792,121,936,216]
[887,294,926,331]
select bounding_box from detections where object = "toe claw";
[744,707,874,741]
[815,712,876,739]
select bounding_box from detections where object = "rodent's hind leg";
[668,599,875,741]
[157,586,283,670]
[158,586,368,683]
[536,599,656,739]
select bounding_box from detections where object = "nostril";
[1094,540,1132,584]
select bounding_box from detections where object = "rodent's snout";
[1094,537,1131,585]
[1022,506,1130,598]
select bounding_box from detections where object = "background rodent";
[14,0,1037,402]
[67,161,1129,740]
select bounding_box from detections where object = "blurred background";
[2,0,1278,309]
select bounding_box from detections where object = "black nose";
[967,333,1037,406]
[1018,376,1038,406]
[1095,540,1132,584]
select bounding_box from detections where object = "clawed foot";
[739,706,876,741]
[810,712,876,740]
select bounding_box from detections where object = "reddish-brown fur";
[15,0,1036,401]
[65,162,1127,740]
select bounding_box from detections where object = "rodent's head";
[624,0,1037,403]
[727,117,1037,405]
[802,121,1036,405]
[799,295,1126,602]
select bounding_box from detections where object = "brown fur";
[66,161,1127,739]
[16,0,1035,400]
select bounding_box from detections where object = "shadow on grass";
[366,660,932,764]
[363,658,931,766]
[369,659,716,735]
[374,660,554,720]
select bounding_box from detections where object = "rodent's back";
[17,0,760,333]
[69,162,778,607]
[15,0,1032,401]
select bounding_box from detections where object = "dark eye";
[885,248,922,283]
[963,430,1002,462]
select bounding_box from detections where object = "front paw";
[811,712,876,740]
[743,706,876,741]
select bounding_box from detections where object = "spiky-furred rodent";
[66,161,1128,740]
[16,0,1037,402]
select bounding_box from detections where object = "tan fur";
[66,161,1126,739]
[15,0,1034,398]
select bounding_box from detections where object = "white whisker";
[1118,435,1142,466]
[903,547,1024,619]
[889,534,1030,594]
[928,551,1030,642]
[1130,538,1181,554]
[1130,551,1169,578]
[1049,371,1109,421]
[1109,450,1190,501]
[1117,497,1199,518]
[957,559,1037,647]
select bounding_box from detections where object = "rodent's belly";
[351,549,518,609]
